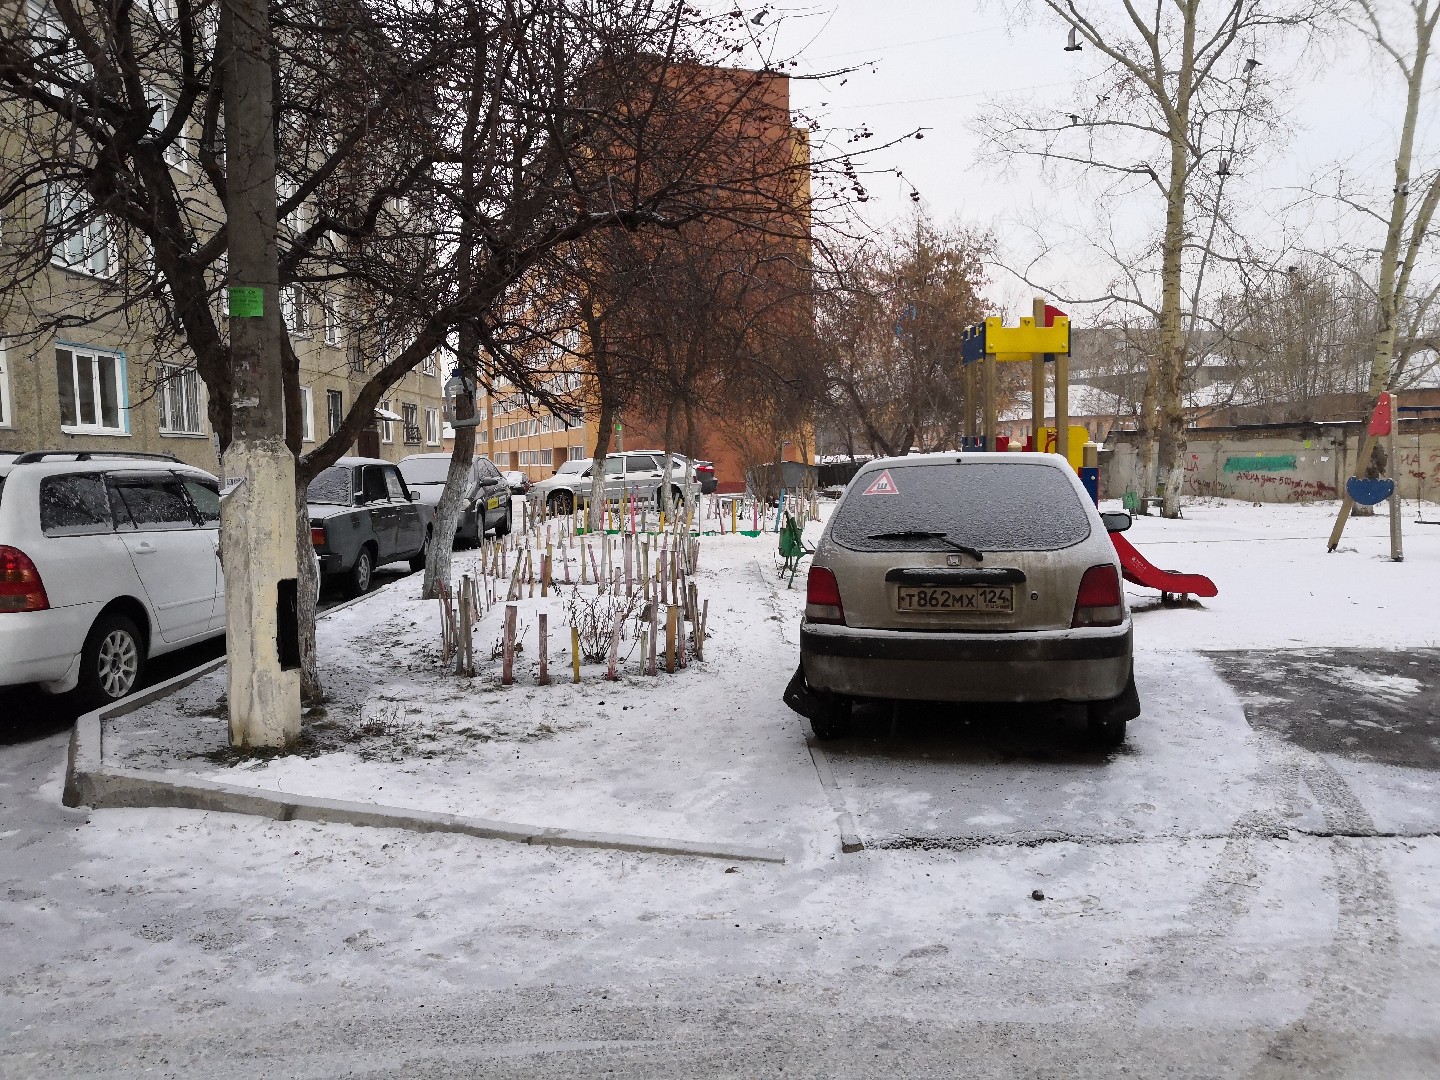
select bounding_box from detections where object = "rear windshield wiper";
[865,531,983,561]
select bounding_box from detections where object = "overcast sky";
[737,1,1433,318]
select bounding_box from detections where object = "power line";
[814,79,1075,110]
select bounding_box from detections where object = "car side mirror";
[409,492,419,502]
[1100,510,1131,533]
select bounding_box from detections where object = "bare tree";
[980,1,1324,516]
[816,214,993,457]
[1325,0,1440,545]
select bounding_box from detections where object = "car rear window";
[830,462,1092,552]
[307,466,353,505]
[398,457,451,485]
[40,474,113,536]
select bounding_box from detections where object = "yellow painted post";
[1031,296,1046,451]
[570,626,581,683]
[1056,349,1070,465]
[983,351,997,452]
[731,499,738,534]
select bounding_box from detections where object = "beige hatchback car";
[785,452,1139,746]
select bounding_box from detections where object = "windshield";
[398,457,452,485]
[306,466,354,505]
[830,462,1092,552]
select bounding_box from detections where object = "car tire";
[810,694,852,741]
[495,503,512,537]
[548,491,573,516]
[408,528,431,573]
[78,612,146,706]
[346,544,376,598]
[1087,668,1139,748]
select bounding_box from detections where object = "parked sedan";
[398,453,512,545]
[503,470,531,496]
[308,458,432,597]
[785,452,1139,746]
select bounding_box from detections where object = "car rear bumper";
[317,552,344,576]
[0,604,102,689]
[800,621,1132,703]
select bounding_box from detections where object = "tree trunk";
[590,396,614,532]
[1158,9,1197,520]
[423,332,478,599]
[294,486,322,707]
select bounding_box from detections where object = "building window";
[146,89,188,173]
[493,452,509,467]
[158,364,203,434]
[47,182,114,277]
[425,407,441,446]
[281,286,309,337]
[420,354,437,377]
[0,340,10,427]
[326,389,343,436]
[322,293,341,347]
[56,346,127,434]
[402,402,420,445]
[299,385,314,442]
[27,0,92,91]
[569,445,586,460]
[378,399,393,444]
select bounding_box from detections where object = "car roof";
[0,457,218,481]
[398,452,451,461]
[856,451,1070,470]
[331,456,398,468]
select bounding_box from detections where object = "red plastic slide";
[1108,530,1218,598]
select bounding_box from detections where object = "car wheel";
[548,491,573,516]
[78,613,146,706]
[1087,669,1139,748]
[408,528,431,573]
[810,694,852,741]
[346,545,375,598]
[495,503,512,537]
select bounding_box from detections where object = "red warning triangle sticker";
[862,469,900,495]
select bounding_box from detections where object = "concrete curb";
[62,621,785,865]
[806,739,865,854]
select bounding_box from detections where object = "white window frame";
[420,354,437,377]
[48,181,115,277]
[157,363,204,435]
[146,89,189,174]
[27,0,92,93]
[326,389,343,437]
[281,285,309,337]
[378,398,393,444]
[56,345,128,435]
[322,292,341,347]
[0,339,11,428]
[402,402,419,445]
[300,385,314,442]
[425,407,441,446]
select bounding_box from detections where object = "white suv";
[0,452,224,705]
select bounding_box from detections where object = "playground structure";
[965,299,1218,603]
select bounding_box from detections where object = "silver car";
[527,452,697,515]
[786,452,1139,746]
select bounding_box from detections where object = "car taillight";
[0,546,50,613]
[805,566,846,625]
[1072,564,1124,628]
[310,526,326,547]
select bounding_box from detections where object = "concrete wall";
[1102,421,1440,503]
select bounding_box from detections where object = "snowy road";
[3,500,1439,1076]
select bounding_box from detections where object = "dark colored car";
[397,453,512,545]
[694,460,717,494]
[503,470,531,496]
[307,457,433,597]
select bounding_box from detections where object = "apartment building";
[0,3,444,472]
[466,372,593,477]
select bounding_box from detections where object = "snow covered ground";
[4,496,1440,1076]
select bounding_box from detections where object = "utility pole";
[219,0,301,746]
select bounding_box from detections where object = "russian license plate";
[896,585,1013,613]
